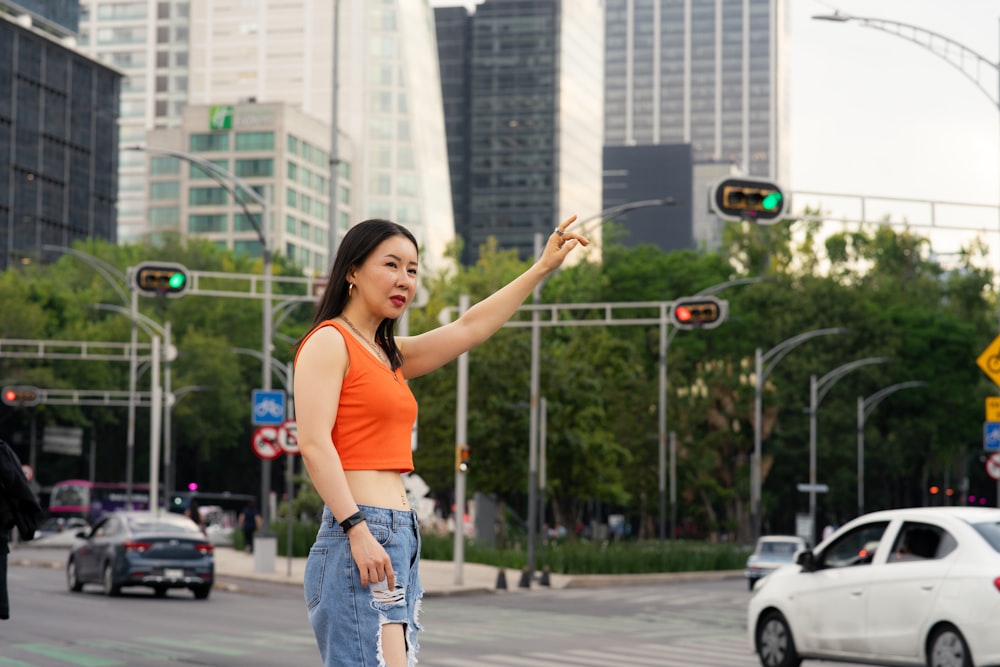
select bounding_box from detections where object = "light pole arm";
[91,303,164,338]
[761,327,849,381]
[862,380,927,419]
[43,245,129,306]
[813,12,999,109]
[816,357,891,407]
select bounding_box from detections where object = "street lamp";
[813,11,1000,326]
[525,198,676,580]
[752,328,848,541]
[127,145,276,541]
[805,357,890,544]
[857,381,926,516]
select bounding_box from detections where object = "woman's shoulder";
[295,321,349,365]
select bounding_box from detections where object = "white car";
[748,506,1000,667]
[745,535,807,590]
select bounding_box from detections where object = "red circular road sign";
[987,453,1000,481]
[278,420,299,455]
[251,426,283,461]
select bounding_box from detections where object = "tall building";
[145,101,335,275]
[186,0,453,270]
[436,0,605,264]
[604,0,790,183]
[0,3,121,271]
[76,0,192,245]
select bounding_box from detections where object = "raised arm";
[399,215,588,378]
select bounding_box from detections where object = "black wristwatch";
[339,510,367,533]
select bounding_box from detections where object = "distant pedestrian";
[294,216,588,666]
[0,439,43,620]
[238,499,262,554]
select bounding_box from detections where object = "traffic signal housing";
[710,177,787,223]
[670,296,728,330]
[2,385,41,407]
[132,261,190,298]
[456,444,470,473]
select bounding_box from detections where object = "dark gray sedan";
[66,511,214,599]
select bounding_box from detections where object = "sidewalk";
[10,535,742,596]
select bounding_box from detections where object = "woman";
[294,216,586,667]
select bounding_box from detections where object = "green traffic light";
[168,272,186,290]
[761,192,782,211]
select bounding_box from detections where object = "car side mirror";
[796,549,815,571]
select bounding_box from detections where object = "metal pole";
[453,295,469,585]
[126,289,138,508]
[328,0,341,262]
[658,304,668,541]
[527,233,543,581]
[752,347,763,540]
[163,322,173,500]
[808,374,818,545]
[149,335,162,515]
[261,211,274,534]
[539,396,547,538]
[286,364,295,577]
[857,396,865,517]
[669,430,677,541]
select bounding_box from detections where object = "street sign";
[986,452,1000,481]
[985,422,1000,451]
[251,426,283,460]
[976,335,1000,388]
[278,419,299,455]
[988,397,1000,422]
[252,389,286,426]
[796,483,829,493]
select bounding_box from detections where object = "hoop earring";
[348,283,354,297]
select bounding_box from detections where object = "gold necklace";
[340,315,390,366]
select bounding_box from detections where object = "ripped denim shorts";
[304,505,423,667]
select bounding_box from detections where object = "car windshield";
[126,515,202,535]
[760,541,800,557]
[970,520,1000,553]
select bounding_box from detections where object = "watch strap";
[339,509,367,533]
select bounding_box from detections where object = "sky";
[431,0,1000,256]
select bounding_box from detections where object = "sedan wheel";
[66,559,83,593]
[927,625,971,667]
[756,610,801,667]
[102,563,121,597]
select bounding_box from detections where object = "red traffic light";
[1,385,41,407]
[670,296,728,330]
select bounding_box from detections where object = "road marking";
[9,645,123,667]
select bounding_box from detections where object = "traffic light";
[710,177,787,223]
[132,261,190,298]
[456,444,470,473]
[670,296,728,330]
[2,385,41,407]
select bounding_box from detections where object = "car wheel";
[66,559,83,593]
[153,586,168,598]
[756,610,801,667]
[191,585,211,600]
[102,563,121,597]
[927,624,971,667]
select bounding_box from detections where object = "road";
[1,565,881,666]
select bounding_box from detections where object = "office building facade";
[0,5,121,270]
[605,0,790,183]
[436,0,604,265]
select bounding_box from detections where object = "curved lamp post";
[806,356,891,545]
[857,381,926,516]
[752,328,848,540]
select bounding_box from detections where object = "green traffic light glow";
[762,192,783,211]
[168,273,186,289]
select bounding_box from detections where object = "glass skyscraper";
[604,0,789,182]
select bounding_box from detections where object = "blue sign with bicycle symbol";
[252,389,286,426]
[984,421,1000,452]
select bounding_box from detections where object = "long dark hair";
[299,219,417,371]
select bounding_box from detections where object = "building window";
[189,160,230,179]
[150,182,180,200]
[235,213,262,233]
[150,157,180,175]
[188,214,228,233]
[235,159,274,177]
[149,207,179,227]
[234,240,263,258]
[190,133,230,152]
[235,132,275,151]
[189,187,227,206]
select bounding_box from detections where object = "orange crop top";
[295,320,417,472]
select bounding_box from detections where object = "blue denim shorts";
[304,505,423,667]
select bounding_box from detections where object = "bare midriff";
[344,470,411,510]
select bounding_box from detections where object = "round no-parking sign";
[986,452,1000,481]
